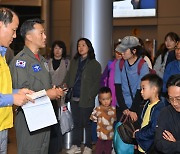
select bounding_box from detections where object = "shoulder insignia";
[32,64,42,72]
[15,60,26,68]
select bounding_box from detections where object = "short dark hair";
[130,45,145,58]
[0,7,17,26]
[166,74,180,89]
[74,38,95,60]
[98,87,112,96]
[20,18,44,40]
[141,74,163,96]
[51,40,67,58]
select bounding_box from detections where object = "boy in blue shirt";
[134,74,165,153]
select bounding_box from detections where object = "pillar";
[71,0,113,70]
[41,0,51,47]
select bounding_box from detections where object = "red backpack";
[119,58,156,75]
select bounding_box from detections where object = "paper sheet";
[22,90,57,132]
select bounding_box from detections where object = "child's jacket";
[135,99,165,152]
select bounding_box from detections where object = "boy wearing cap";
[114,36,149,124]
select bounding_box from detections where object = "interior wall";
[1,0,180,54]
[51,0,71,55]
[113,26,157,43]
[50,0,179,54]
[113,0,180,49]
[0,0,41,6]
[157,0,180,46]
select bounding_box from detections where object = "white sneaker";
[83,146,92,154]
[66,145,81,154]
[111,148,116,154]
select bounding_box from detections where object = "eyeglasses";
[167,96,180,104]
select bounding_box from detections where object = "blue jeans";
[0,129,8,154]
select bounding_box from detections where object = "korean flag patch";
[16,60,26,68]
[32,64,42,72]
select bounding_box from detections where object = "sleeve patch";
[32,64,42,72]
[15,60,26,68]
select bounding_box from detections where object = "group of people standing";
[0,6,180,154]
[0,7,101,154]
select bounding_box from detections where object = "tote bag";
[113,122,134,154]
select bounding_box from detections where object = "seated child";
[134,74,165,153]
[90,87,116,154]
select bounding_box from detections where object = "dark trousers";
[48,123,62,154]
[95,139,112,154]
[71,101,94,148]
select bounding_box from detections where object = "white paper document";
[22,90,57,132]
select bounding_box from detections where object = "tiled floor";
[7,108,97,154]
[7,127,66,154]
[7,127,96,154]
[7,127,17,154]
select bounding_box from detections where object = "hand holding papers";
[22,90,57,132]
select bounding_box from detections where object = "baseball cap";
[115,36,140,52]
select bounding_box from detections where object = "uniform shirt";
[9,46,53,154]
[90,105,116,140]
[10,46,52,91]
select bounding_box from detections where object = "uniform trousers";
[15,111,50,154]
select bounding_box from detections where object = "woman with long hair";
[64,38,101,154]
[153,32,179,78]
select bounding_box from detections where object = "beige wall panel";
[157,25,180,46]
[51,0,71,55]
[113,0,179,51]
[51,26,71,55]
[158,17,180,25]
[113,26,157,43]
[52,20,70,27]
[113,18,158,26]
[52,1,70,20]
[2,0,179,56]
[52,27,70,42]
[0,0,41,6]
[158,0,180,17]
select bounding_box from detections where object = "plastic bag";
[59,104,74,135]
[113,122,134,154]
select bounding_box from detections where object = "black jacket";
[155,105,180,154]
